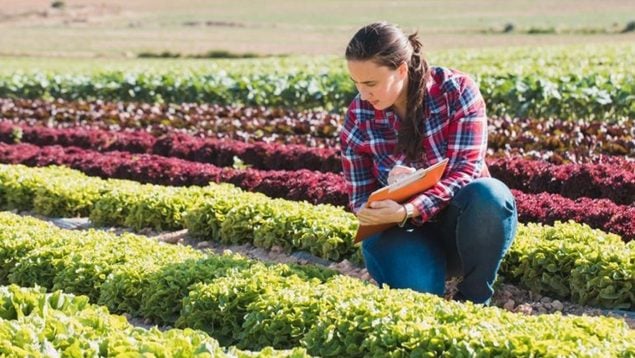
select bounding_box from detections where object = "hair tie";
[408,33,422,54]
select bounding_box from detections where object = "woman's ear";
[398,62,408,78]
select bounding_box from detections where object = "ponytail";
[396,32,429,161]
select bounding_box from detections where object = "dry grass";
[0,0,634,58]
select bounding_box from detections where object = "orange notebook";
[353,158,449,244]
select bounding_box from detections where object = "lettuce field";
[0,47,633,356]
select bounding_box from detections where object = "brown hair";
[345,22,429,161]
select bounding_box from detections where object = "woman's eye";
[352,82,376,88]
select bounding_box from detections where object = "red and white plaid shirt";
[340,66,490,225]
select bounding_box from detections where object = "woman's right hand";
[387,164,416,185]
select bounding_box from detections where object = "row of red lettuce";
[0,142,632,242]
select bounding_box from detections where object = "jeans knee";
[451,178,518,254]
[455,178,516,218]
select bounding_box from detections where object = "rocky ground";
[24,214,635,330]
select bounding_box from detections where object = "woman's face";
[347,60,408,111]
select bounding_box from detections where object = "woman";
[340,22,518,305]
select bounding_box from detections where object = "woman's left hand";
[356,200,405,225]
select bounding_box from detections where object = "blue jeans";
[361,178,518,305]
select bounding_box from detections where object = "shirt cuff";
[409,194,438,225]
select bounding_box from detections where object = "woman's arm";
[409,74,488,224]
[340,103,377,213]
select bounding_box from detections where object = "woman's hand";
[356,200,405,225]
[387,164,416,185]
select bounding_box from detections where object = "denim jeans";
[361,177,518,305]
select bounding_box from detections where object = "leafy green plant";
[0,212,632,356]
[0,164,632,309]
[1,59,633,118]
[0,284,310,357]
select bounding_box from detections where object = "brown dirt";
[0,0,634,57]
[0,2,122,27]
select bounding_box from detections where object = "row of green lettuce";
[2,68,632,119]
[0,285,310,357]
[0,213,632,357]
[0,163,632,310]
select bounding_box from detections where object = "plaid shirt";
[340,66,490,225]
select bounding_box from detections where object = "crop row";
[1,67,633,119]
[2,97,634,159]
[0,213,632,356]
[1,122,633,204]
[489,156,635,205]
[7,116,630,166]
[0,285,309,357]
[4,118,634,174]
[0,98,341,138]
[0,164,356,261]
[0,142,632,241]
[487,116,634,161]
[0,121,342,173]
[0,142,349,207]
[0,164,632,309]
[512,189,634,243]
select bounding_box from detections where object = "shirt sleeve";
[340,104,377,213]
[409,74,488,224]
